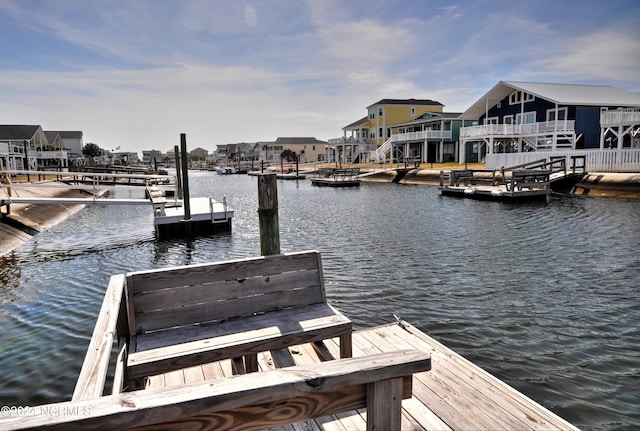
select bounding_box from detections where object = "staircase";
[371,138,392,163]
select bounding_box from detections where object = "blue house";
[459,81,640,171]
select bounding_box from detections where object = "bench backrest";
[125,250,325,336]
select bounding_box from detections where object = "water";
[1,171,639,430]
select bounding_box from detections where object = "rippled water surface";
[1,171,639,430]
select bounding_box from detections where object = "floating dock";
[311,167,361,187]
[153,196,233,236]
[439,157,586,202]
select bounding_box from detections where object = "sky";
[1,0,639,155]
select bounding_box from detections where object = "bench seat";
[128,302,352,379]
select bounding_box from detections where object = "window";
[379,107,384,117]
[547,107,567,121]
[411,107,416,116]
[369,108,375,120]
[379,128,383,138]
[509,91,534,105]
[504,115,514,124]
[515,111,536,124]
[484,116,498,125]
[370,128,376,139]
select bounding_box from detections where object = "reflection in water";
[0,253,21,304]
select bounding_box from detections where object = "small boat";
[216,166,236,175]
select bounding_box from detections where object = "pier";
[439,156,586,201]
[0,251,578,431]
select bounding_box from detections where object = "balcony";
[391,130,453,142]
[461,120,575,138]
[600,108,640,127]
[35,150,68,159]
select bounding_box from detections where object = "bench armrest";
[3,350,431,431]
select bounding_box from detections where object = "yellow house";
[328,98,444,163]
[364,99,444,146]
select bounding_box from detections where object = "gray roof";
[59,131,83,139]
[343,116,369,130]
[367,98,443,108]
[273,137,327,145]
[391,112,463,128]
[0,125,42,140]
[461,81,640,119]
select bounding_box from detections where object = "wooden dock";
[0,321,578,431]
[140,321,578,431]
[0,251,578,431]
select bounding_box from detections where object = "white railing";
[391,130,453,142]
[486,149,640,172]
[461,121,575,138]
[600,108,640,127]
[328,136,369,145]
[35,150,68,158]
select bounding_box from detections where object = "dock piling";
[257,172,280,256]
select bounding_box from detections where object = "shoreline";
[360,168,640,198]
[0,181,89,257]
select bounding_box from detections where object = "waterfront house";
[189,147,209,161]
[59,131,84,164]
[329,98,444,164]
[390,112,476,164]
[260,137,327,165]
[0,125,46,171]
[459,81,640,172]
[143,149,164,166]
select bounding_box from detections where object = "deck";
[144,321,576,431]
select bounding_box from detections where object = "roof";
[273,137,327,145]
[461,81,640,119]
[391,112,463,128]
[367,98,443,108]
[343,116,369,131]
[59,131,83,139]
[0,125,42,140]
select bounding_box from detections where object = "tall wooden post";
[257,172,280,256]
[180,134,192,230]
[174,145,183,200]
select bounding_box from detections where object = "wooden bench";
[450,169,477,186]
[124,250,353,381]
[507,169,551,191]
[2,350,431,431]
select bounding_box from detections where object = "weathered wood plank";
[127,250,320,293]
[128,315,352,379]
[72,274,126,401]
[0,351,430,431]
[132,268,322,313]
[366,377,404,431]
[134,284,325,333]
[386,322,578,430]
[135,303,351,351]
